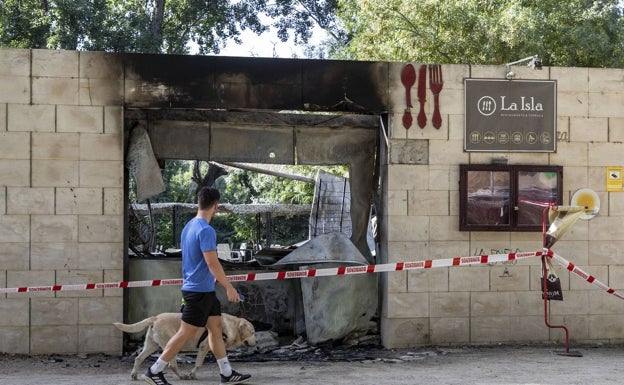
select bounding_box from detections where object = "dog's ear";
[239,320,253,338]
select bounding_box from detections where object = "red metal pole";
[541,205,573,355]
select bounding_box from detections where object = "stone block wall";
[381,62,624,347]
[0,48,124,354]
[2,48,624,354]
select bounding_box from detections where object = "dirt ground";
[1,344,623,385]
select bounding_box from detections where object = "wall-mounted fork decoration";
[429,64,444,129]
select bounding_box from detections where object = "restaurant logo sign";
[464,79,556,152]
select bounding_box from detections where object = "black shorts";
[180,291,221,327]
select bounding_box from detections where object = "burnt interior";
[121,55,386,347]
[124,108,380,258]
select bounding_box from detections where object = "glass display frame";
[459,164,563,232]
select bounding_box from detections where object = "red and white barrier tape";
[0,278,185,294]
[226,250,542,282]
[0,250,541,294]
[550,251,624,300]
[1,249,623,300]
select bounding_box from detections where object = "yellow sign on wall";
[607,167,623,192]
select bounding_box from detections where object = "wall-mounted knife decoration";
[429,64,444,129]
[417,64,427,128]
[401,63,416,129]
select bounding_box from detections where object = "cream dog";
[113,312,256,380]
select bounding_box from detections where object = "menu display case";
[459,164,563,232]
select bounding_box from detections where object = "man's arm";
[203,250,240,302]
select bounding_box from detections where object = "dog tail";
[113,316,157,333]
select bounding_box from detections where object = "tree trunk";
[151,0,166,50]
[192,161,228,202]
[36,0,50,48]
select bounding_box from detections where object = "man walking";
[143,187,251,385]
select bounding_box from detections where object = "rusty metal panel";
[147,120,211,160]
[295,126,377,165]
[210,124,294,164]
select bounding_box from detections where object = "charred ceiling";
[123,53,389,112]
[124,108,378,164]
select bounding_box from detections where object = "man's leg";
[206,315,251,384]
[160,320,199,362]
[206,315,226,358]
[143,321,198,385]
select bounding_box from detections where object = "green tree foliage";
[0,0,267,53]
[220,165,323,205]
[142,161,348,250]
[334,0,624,67]
[3,1,622,63]
[0,0,51,48]
[218,164,348,248]
[0,0,342,55]
[267,0,347,46]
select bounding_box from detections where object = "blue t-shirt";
[180,217,217,292]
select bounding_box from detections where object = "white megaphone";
[544,188,600,249]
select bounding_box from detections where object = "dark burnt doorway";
[121,53,388,267]
[122,107,380,348]
[125,108,379,258]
